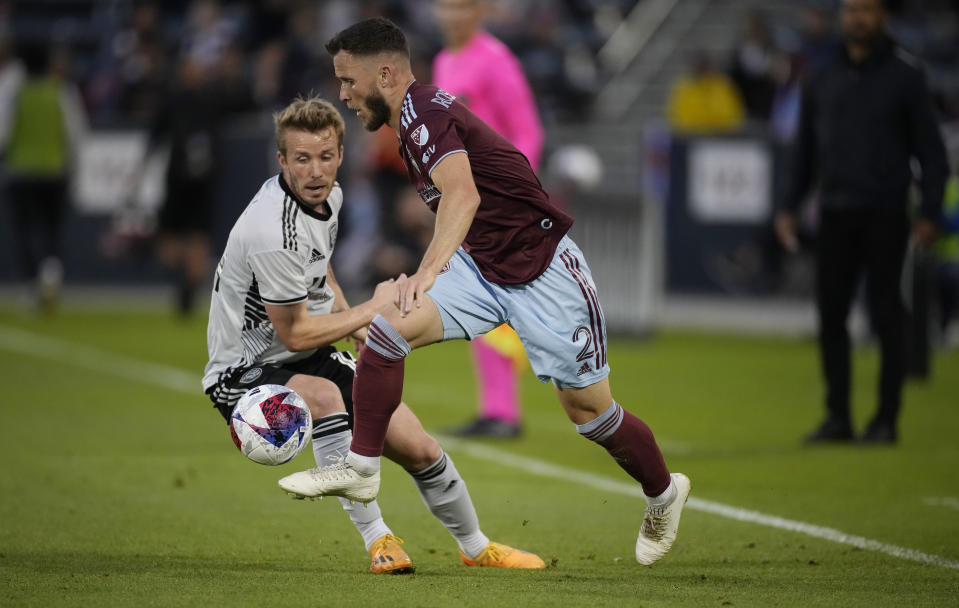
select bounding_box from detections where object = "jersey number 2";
[573,326,594,362]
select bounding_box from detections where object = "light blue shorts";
[427,235,610,389]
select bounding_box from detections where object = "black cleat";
[859,420,897,445]
[450,417,522,439]
[803,418,854,444]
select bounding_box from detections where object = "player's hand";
[349,334,366,357]
[348,328,368,356]
[912,219,938,247]
[395,270,435,317]
[775,211,800,253]
[370,278,396,311]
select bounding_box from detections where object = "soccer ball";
[230,384,312,465]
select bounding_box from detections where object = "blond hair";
[273,96,345,155]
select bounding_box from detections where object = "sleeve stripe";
[427,149,467,177]
[261,295,307,304]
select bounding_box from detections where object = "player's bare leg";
[556,378,690,565]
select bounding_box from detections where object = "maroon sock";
[350,347,404,457]
[588,405,671,497]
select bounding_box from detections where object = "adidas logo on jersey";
[308,248,325,264]
[576,363,592,377]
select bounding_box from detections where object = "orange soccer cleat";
[459,542,546,569]
[369,534,415,574]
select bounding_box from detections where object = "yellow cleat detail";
[459,542,546,569]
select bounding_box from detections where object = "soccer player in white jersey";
[203,96,545,572]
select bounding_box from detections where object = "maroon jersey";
[397,81,573,285]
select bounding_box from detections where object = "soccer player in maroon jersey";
[279,17,691,566]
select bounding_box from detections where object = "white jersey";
[203,175,342,392]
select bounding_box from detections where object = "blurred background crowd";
[0,0,957,349]
[4,0,958,128]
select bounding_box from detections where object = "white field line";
[0,324,199,394]
[435,436,959,570]
[2,323,957,570]
[923,497,959,512]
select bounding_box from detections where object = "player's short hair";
[324,17,410,59]
[273,96,344,155]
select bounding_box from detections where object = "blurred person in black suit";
[145,57,221,317]
[775,0,949,444]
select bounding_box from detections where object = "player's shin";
[408,452,490,558]
[576,402,671,497]
[350,315,412,464]
[312,414,391,547]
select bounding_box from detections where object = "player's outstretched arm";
[397,151,480,316]
[266,278,394,351]
[326,266,368,344]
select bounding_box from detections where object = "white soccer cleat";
[635,472,691,565]
[278,461,380,504]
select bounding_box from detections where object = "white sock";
[646,477,676,509]
[409,452,490,558]
[346,450,381,475]
[312,414,390,550]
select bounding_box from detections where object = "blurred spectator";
[361,125,420,283]
[0,33,23,139]
[666,52,745,134]
[215,42,256,113]
[368,185,435,282]
[432,0,543,439]
[1,43,86,313]
[142,57,225,316]
[86,1,167,124]
[768,52,804,143]
[181,0,239,70]
[797,2,838,75]
[775,0,949,445]
[730,11,777,121]
[252,3,330,110]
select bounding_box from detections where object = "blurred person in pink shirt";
[432,0,543,438]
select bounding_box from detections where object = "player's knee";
[402,435,443,473]
[365,314,413,361]
[288,379,346,419]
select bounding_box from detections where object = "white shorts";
[427,235,610,388]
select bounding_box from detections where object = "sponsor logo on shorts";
[239,367,263,384]
[410,124,429,146]
[438,260,452,275]
[576,362,592,377]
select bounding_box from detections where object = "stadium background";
[1,1,957,606]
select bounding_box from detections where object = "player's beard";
[361,89,392,132]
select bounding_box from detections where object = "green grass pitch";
[0,306,957,606]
